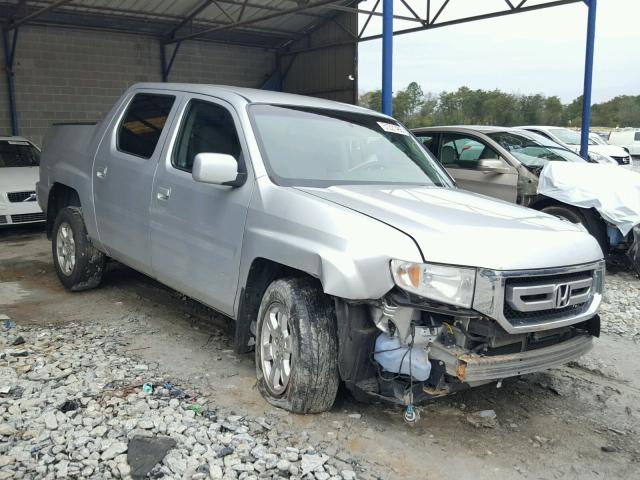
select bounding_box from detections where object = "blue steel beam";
[2,28,19,135]
[580,0,596,159]
[381,0,393,115]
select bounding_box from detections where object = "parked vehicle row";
[0,137,45,226]
[519,125,633,165]
[413,126,640,273]
[37,84,605,414]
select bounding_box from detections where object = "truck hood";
[0,167,39,191]
[296,185,603,270]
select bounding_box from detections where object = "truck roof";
[0,136,33,142]
[129,82,387,119]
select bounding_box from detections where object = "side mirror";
[192,153,245,186]
[478,159,511,174]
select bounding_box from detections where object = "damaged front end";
[335,260,605,406]
[603,223,640,276]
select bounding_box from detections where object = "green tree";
[542,96,564,125]
[357,84,639,129]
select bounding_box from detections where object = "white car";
[519,125,632,166]
[0,136,44,226]
[608,129,640,162]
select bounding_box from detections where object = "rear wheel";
[255,277,339,413]
[541,204,608,254]
[52,207,106,291]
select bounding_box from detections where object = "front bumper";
[430,333,593,385]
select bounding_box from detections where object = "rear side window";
[635,131,640,142]
[118,93,175,159]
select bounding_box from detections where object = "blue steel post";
[580,0,597,159]
[381,0,393,115]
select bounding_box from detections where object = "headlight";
[588,151,617,165]
[390,260,476,308]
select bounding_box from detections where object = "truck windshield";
[488,131,587,169]
[249,104,452,188]
[0,140,40,167]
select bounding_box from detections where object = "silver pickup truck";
[38,83,604,414]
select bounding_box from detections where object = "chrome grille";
[473,261,605,334]
[505,275,592,312]
[11,212,45,223]
[7,191,36,202]
[503,271,594,326]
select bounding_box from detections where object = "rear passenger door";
[438,133,518,202]
[93,91,179,274]
[149,95,253,316]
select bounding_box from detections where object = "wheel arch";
[46,183,81,239]
[234,257,322,353]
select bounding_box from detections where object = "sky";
[357,0,640,103]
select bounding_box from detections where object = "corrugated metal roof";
[0,0,359,49]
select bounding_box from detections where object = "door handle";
[96,166,108,179]
[156,186,172,201]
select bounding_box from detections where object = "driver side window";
[173,100,241,173]
[439,133,499,170]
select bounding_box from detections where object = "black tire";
[255,277,339,414]
[541,204,609,254]
[52,206,106,291]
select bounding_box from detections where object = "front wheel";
[52,207,106,291]
[255,278,339,413]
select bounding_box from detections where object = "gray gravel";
[0,321,370,480]
[600,271,640,340]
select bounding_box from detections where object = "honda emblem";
[554,283,571,308]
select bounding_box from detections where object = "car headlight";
[588,151,617,165]
[390,260,476,308]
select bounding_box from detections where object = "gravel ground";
[600,271,640,339]
[0,320,371,480]
[2,227,640,480]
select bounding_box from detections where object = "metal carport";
[1,0,598,157]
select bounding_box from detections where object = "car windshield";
[488,131,587,168]
[549,128,595,146]
[0,140,40,167]
[590,134,608,145]
[249,104,453,188]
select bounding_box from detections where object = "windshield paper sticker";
[377,122,409,136]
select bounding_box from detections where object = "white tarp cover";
[538,163,640,235]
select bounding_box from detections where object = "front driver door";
[149,95,253,316]
[439,133,518,202]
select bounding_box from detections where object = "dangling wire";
[404,329,419,424]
